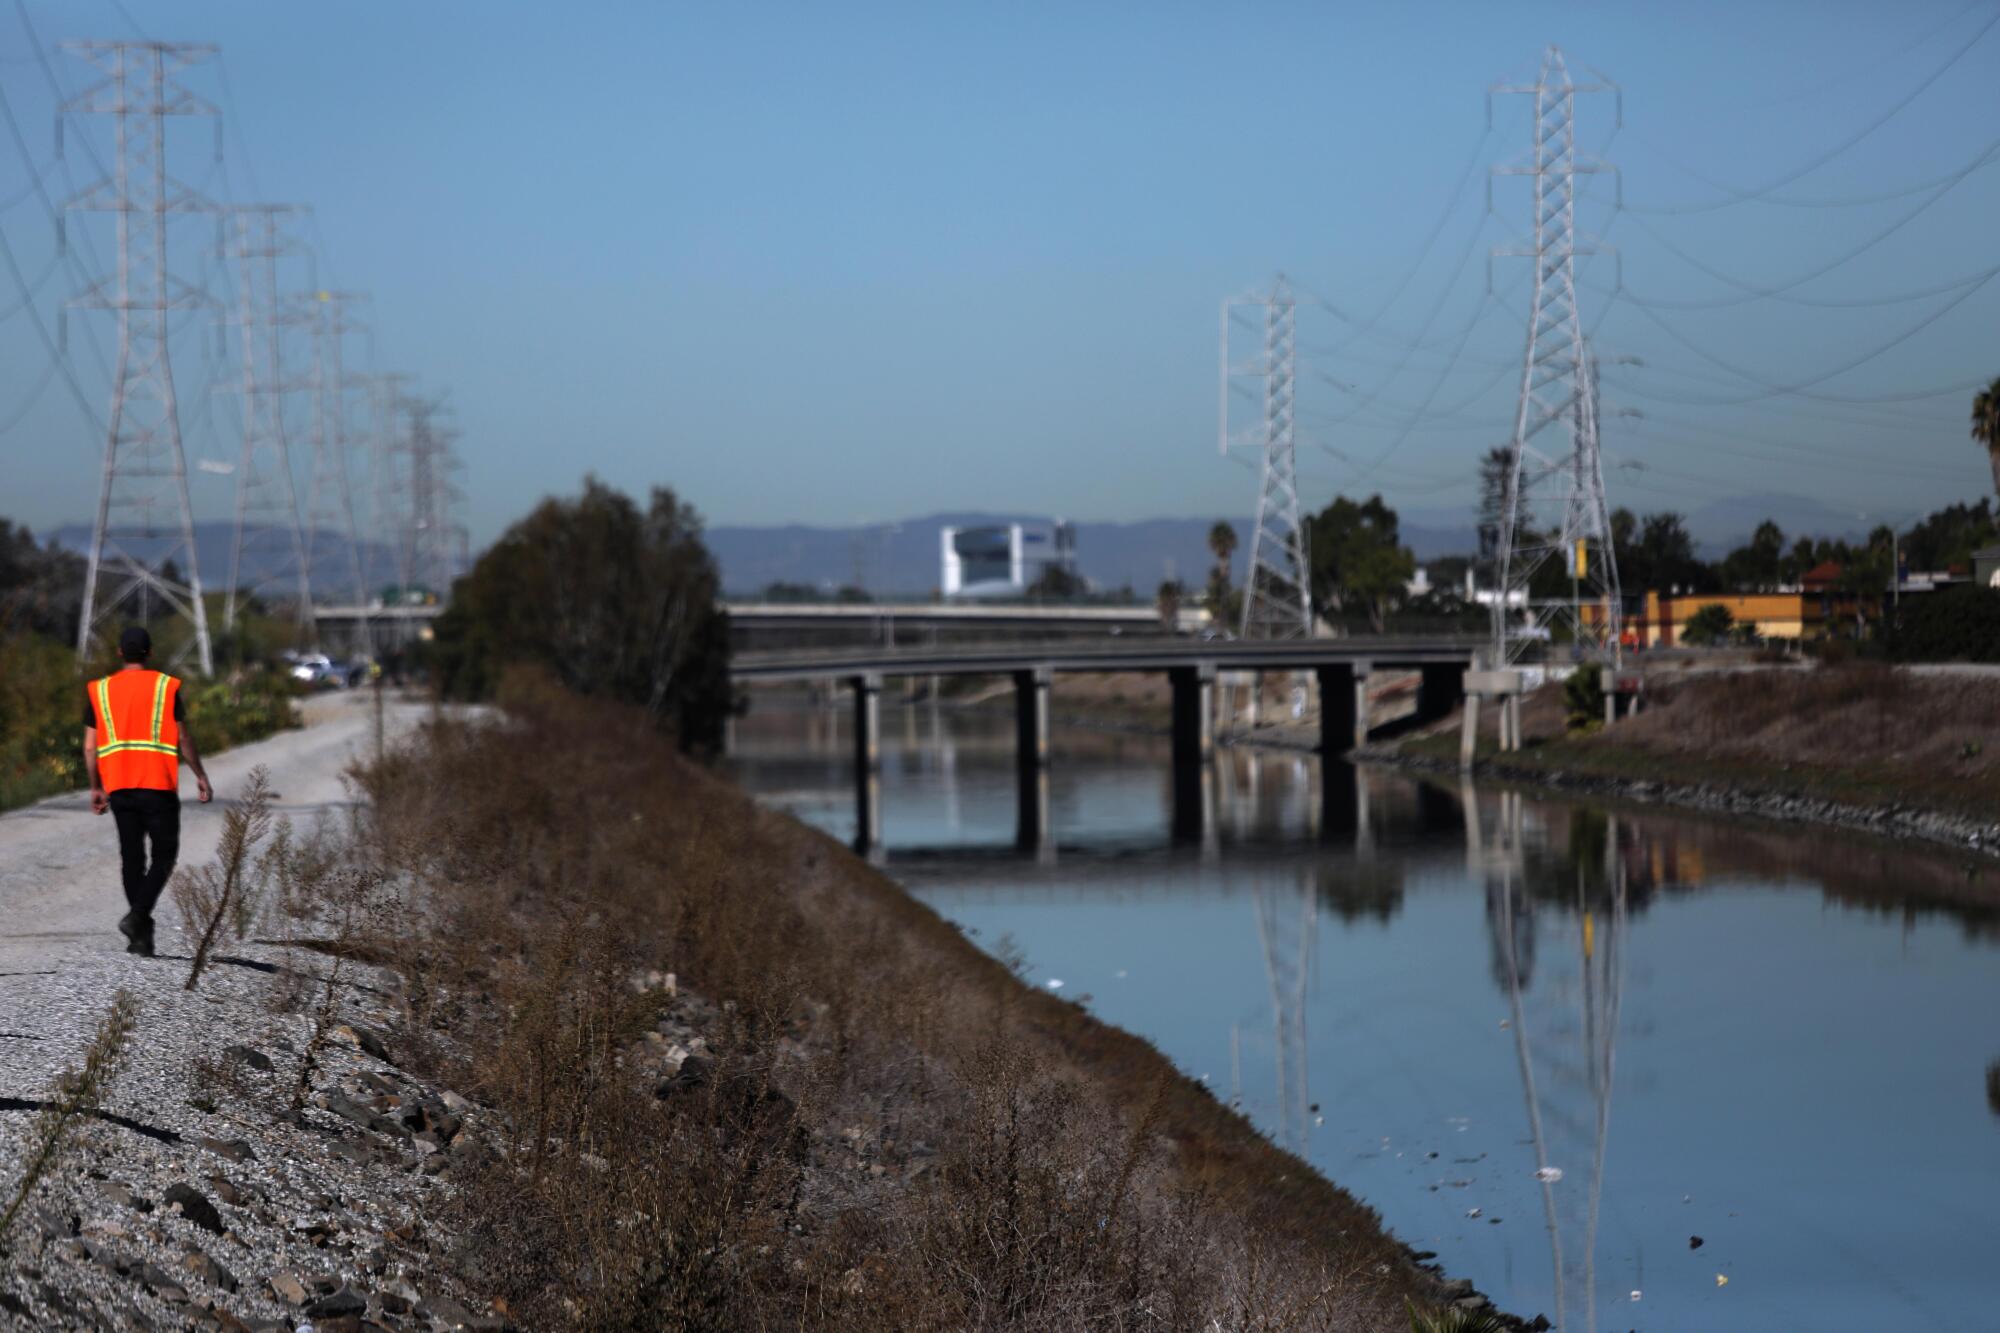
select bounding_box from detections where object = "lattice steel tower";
[223,204,314,641]
[63,40,218,674]
[402,394,467,597]
[1490,48,1621,664]
[1220,275,1312,639]
[301,290,373,654]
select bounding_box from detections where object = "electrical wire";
[1610,147,2000,309]
[1623,5,2000,215]
[1309,125,1493,357]
[1618,276,1998,404]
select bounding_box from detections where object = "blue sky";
[3,0,1995,546]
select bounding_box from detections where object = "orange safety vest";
[90,669,181,793]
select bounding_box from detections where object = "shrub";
[1562,668,1604,731]
[1887,584,2000,662]
[1679,603,1734,646]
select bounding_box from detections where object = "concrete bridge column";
[1351,661,1373,751]
[1315,664,1357,755]
[1169,663,1216,842]
[1015,667,1053,855]
[851,673,883,861]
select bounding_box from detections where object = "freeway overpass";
[730,634,1483,857]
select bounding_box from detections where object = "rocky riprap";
[1378,742,2000,860]
[0,931,513,1332]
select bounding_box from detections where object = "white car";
[290,653,333,684]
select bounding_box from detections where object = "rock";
[163,1183,225,1235]
[179,1250,238,1292]
[656,1053,713,1097]
[137,1261,190,1301]
[206,1176,244,1206]
[197,1136,255,1164]
[304,1285,368,1318]
[267,1273,309,1306]
[94,1180,153,1212]
[1453,1295,1491,1312]
[1440,1278,1475,1298]
[332,1023,393,1063]
[222,1044,273,1072]
[417,1294,478,1328]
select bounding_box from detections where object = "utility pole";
[62,40,218,674]
[1220,274,1312,639]
[1490,47,1621,665]
[223,204,314,644]
[302,290,374,657]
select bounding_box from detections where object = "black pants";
[107,789,180,919]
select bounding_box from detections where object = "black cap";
[117,626,152,661]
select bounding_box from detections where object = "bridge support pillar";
[1169,663,1215,842]
[850,673,883,861]
[1352,661,1373,751]
[1315,664,1357,755]
[1014,668,1053,855]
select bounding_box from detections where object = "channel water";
[726,696,2000,1331]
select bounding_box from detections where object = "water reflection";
[728,695,2000,1331]
[1483,798,1626,1333]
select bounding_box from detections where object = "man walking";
[83,626,213,957]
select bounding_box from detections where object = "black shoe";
[118,913,155,957]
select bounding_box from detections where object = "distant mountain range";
[705,493,1896,598]
[35,490,1914,601]
[45,521,394,600]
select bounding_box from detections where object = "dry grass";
[1410,664,2000,828]
[314,668,1446,1331]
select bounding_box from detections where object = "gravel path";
[0,690,418,977]
[0,692,505,1331]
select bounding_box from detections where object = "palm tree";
[1974,377,2000,502]
[1207,520,1238,581]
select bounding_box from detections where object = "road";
[0,689,432,976]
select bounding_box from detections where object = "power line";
[1610,145,2000,308]
[1308,125,1493,357]
[1618,274,1998,404]
[1623,5,2000,215]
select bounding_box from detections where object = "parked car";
[289,653,333,685]
[320,659,368,689]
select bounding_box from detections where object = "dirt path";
[0,690,429,976]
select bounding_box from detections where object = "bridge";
[730,635,1483,857]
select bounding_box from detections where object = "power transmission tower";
[222,204,314,643]
[402,394,466,598]
[301,290,373,655]
[62,40,218,674]
[364,371,415,598]
[1220,275,1312,639]
[1490,48,1622,664]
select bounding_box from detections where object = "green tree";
[431,478,734,755]
[1973,377,2000,503]
[1719,520,1786,591]
[1680,603,1734,646]
[1303,495,1416,633]
[1026,564,1085,600]
[1204,520,1238,621]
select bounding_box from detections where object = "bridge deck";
[732,636,1483,681]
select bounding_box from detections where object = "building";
[1972,544,2000,588]
[1624,591,1816,646]
[940,521,1078,599]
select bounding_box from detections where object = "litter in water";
[1535,1166,1564,1183]
[1716,1274,1729,1288]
